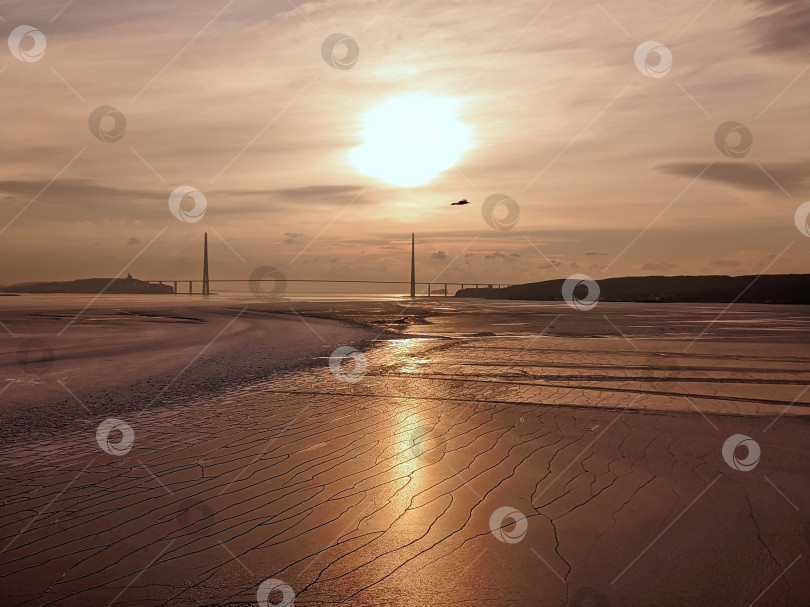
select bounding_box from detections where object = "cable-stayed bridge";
[144,233,512,297]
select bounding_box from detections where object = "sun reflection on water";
[385,338,433,374]
[379,338,448,506]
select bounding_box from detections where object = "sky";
[0,0,808,289]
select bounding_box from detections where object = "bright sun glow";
[351,94,472,187]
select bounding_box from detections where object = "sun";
[351,94,472,187]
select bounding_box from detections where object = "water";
[0,291,412,309]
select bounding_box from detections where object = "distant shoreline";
[0,276,173,295]
[3,272,810,304]
[456,273,810,305]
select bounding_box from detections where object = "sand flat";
[0,303,382,440]
[0,300,809,606]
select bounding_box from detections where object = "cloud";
[711,259,742,268]
[657,161,810,192]
[484,251,508,259]
[2,0,809,283]
[276,0,380,19]
[213,185,371,206]
[642,262,678,272]
[127,237,141,246]
[261,185,368,200]
[282,232,305,244]
[748,0,810,56]
[0,179,152,201]
[276,0,337,19]
[0,180,369,225]
[0,1,177,35]
[0,179,165,223]
[431,250,448,260]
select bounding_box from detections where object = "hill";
[455,274,810,304]
[0,276,174,295]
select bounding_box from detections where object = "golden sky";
[0,0,808,287]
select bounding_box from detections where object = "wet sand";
[0,302,383,441]
[1,299,809,606]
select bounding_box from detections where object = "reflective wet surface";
[1,302,809,605]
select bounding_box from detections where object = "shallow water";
[1,302,809,605]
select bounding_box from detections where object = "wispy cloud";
[0,0,807,282]
[748,0,810,56]
[657,161,810,192]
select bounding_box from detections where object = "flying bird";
[451,199,470,206]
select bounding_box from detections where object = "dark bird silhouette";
[451,199,470,206]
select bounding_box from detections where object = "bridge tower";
[410,233,415,298]
[203,232,210,295]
